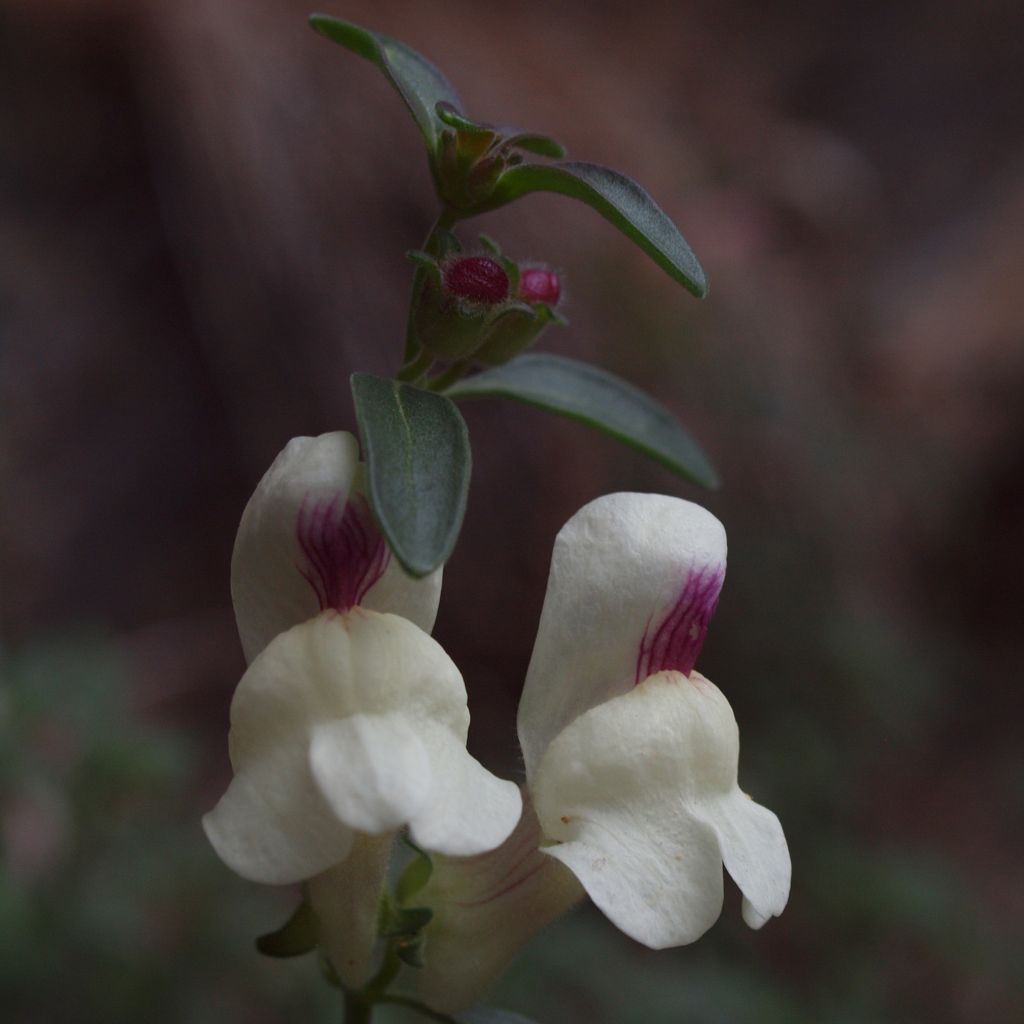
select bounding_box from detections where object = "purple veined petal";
[635,563,724,682]
[231,432,442,662]
[517,493,727,779]
[296,491,390,613]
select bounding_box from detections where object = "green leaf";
[352,373,472,576]
[447,354,718,488]
[480,161,706,297]
[255,899,318,958]
[435,101,494,137]
[310,15,461,153]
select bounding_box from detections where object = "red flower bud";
[518,267,561,306]
[443,256,510,305]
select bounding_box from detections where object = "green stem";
[426,359,472,393]
[343,989,374,1024]
[377,995,461,1023]
[364,946,403,1001]
[402,209,459,364]
[396,347,436,384]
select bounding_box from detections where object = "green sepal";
[309,15,460,154]
[478,234,501,256]
[436,101,495,137]
[478,161,707,297]
[351,374,472,576]
[255,899,319,958]
[396,842,434,904]
[395,937,426,968]
[502,132,566,159]
[436,103,565,160]
[406,250,443,282]
[472,302,562,367]
[379,903,433,939]
[447,353,718,488]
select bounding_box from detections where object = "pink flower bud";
[443,256,510,305]
[518,267,561,306]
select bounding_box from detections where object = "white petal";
[415,791,584,1014]
[309,834,393,988]
[207,611,473,882]
[407,721,523,857]
[227,610,470,770]
[709,790,791,929]
[202,743,354,885]
[309,714,433,834]
[531,671,782,947]
[517,493,727,777]
[231,432,441,662]
[543,804,724,948]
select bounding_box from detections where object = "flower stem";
[402,209,459,365]
[396,347,436,384]
[377,995,461,1023]
[426,359,471,392]
[343,990,374,1024]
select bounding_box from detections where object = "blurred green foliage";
[0,634,335,1024]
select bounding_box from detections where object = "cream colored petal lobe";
[543,807,724,948]
[415,791,584,1014]
[202,744,354,885]
[531,673,746,947]
[228,612,470,769]
[309,715,433,835]
[408,721,522,857]
[309,833,393,988]
[705,790,791,930]
[518,493,727,777]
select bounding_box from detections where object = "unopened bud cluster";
[411,242,565,365]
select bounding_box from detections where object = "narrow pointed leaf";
[352,373,471,576]
[480,161,706,297]
[256,900,318,958]
[310,15,460,152]
[447,354,717,488]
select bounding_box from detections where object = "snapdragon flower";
[202,432,521,985]
[416,493,790,1011]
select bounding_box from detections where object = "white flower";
[202,432,521,985]
[520,492,791,945]
[415,493,789,1011]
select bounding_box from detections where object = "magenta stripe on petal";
[296,493,390,611]
[635,565,724,682]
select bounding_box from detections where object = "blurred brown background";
[2,0,1023,1021]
